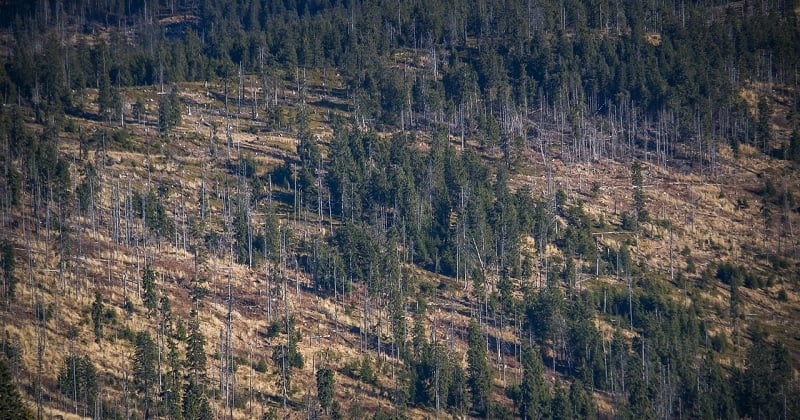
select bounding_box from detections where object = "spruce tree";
[184,309,211,419]
[466,320,491,417]
[1,241,16,302]
[57,354,98,415]
[91,292,104,343]
[142,266,157,317]
[133,331,158,418]
[631,161,647,223]
[186,309,207,382]
[0,358,32,419]
[316,367,335,414]
[519,344,549,420]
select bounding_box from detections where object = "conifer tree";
[316,367,335,414]
[631,161,647,223]
[91,291,104,343]
[1,241,16,303]
[184,309,211,419]
[57,354,98,416]
[142,266,157,317]
[0,358,32,419]
[467,320,491,417]
[519,344,549,420]
[133,331,158,418]
[186,309,207,382]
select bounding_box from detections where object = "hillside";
[0,1,800,419]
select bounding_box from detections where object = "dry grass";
[2,75,799,419]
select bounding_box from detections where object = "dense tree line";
[1,1,798,164]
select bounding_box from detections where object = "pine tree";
[186,309,207,382]
[142,266,157,317]
[91,291,104,343]
[631,161,647,223]
[0,358,32,419]
[133,331,158,418]
[466,320,491,417]
[183,380,212,420]
[57,354,98,416]
[788,127,800,163]
[551,384,573,420]
[569,380,596,420]
[163,337,183,420]
[158,85,182,135]
[316,367,335,414]
[519,344,549,420]
[1,241,16,303]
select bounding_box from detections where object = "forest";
[0,0,799,418]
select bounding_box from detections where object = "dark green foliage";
[569,381,596,420]
[272,316,304,396]
[735,335,792,419]
[141,266,157,316]
[551,384,573,420]
[789,128,800,163]
[692,352,736,419]
[134,189,176,240]
[232,208,251,265]
[526,287,563,350]
[76,164,100,213]
[361,357,377,385]
[316,367,335,413]
[305,238,347,295]
[91,291,104,343]
[408,306,435,407]
[186,309,207,382]
[163,337,183,420]
[6,167,20,207]
[133,331,158,418]
[1,241,16,302]
[57,354,98,415]
[518,344,549,420]
[158,86,182,135]
[631,161,647,223]
[466,321,491,417]
[183,380,212,420]
[97,62,121,122]
[0,358,32,419]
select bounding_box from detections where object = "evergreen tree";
[158,85,182,135]
[142,266,157,316]
[519,344,549,420]
[466,320,491,417]
[735,334,792,419]
[0,358,32,419]
[569,380,596,420]
[551,384,573,420]
[788,127,800,163]
[133,331,158,418]
[1,241,16,303]
[631,161,647,223]
[6,167,21,207]
[91,291,104,343]
[183,380,212,420]
[97,68,120,122]
[57,354,98,415]
[163,337,183,420]
[316,367,335,414]
[186,309,207,382]
[183,308,211,419]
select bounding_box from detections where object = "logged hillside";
[0,1,800,419]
